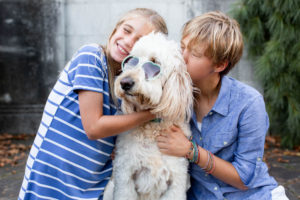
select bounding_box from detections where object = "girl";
[157,11,288,200]
[18,8,168,200]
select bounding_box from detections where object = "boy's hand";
[156,125,191,157]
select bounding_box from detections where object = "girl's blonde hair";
[182,11,243,76]
[104,8,168,105]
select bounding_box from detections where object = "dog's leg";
[159,159,189,200]
[103,178,114,200]
[113,162,139,200]
[114,174,138,199]
[160,172,188,200]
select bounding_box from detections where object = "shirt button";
[257,157,261,161]
[209,112,213,115]
[223,141,228,145]
[199,137,202,140]
[214,187,218,190]
[205,174,208,177]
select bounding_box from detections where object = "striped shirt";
[19,44,117,200]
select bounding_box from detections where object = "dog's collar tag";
[150,118,162,123]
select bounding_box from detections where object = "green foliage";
[231,0,300,148]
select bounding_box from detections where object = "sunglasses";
[121,55,161,80]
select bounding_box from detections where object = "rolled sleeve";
[72,55,105,91]
[232,95,269,187]
[66,46,108,96]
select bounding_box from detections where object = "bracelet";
[185,141,193,159]
[191,140,198,163]
[205,151,213,172]
[185,137,200,164]
[196,145,201,165]
[206,152,213,172]
[202,150,210,170]
[207,152,216,174]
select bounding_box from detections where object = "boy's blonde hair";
[105,8,168,105]
[182,11,243,76]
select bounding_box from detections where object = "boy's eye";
[192,54,201,58]
[123,27,131,33]
[192,52,202,58]
[191,49,203,57]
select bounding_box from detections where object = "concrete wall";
[61,0,260,89]
[62,0,187,62]
[0,0,62,133]
[0,0,260,134]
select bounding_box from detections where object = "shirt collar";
[190,76,232,125]
[191,111,198,126]
[211,76,232,116]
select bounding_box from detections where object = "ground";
[0,133,299,200]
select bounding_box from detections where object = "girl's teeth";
[118,45,127,54]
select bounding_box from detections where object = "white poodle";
[104,32,194,200]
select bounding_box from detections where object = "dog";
[104,32,194,200]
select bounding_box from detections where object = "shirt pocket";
[207,130,236,153]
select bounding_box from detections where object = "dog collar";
[150,118,162,123]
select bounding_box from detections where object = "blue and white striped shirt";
[19,44,117,200]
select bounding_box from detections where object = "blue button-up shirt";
[187,76,278,200]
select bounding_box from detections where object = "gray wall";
[0,0,260,134]
[0,0,61,133]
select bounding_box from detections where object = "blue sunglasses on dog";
[121,55,161,80]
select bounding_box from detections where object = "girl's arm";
[156,125,247,190]
[79,90,155,139]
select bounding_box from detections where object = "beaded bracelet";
[185,138,200,164]
[191,140,198,163]
[185,140,193,159]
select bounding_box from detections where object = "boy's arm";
[156,125,247,190]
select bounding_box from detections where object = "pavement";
[0,135,299,200]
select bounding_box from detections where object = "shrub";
[231,0,300,148]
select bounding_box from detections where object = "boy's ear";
[214,61,229,73]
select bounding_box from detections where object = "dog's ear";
[152,62,193,122]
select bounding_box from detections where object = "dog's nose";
[120,76,135,91]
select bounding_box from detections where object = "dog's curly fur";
[104,32,194,200]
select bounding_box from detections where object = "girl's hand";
[156,125,191,157]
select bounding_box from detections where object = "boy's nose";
[182,49,189,64]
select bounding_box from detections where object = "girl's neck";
[102,45,121,76]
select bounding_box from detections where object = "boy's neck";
[195,74,221,100]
